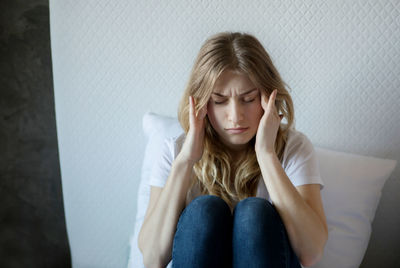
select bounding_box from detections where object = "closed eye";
[213,98,255,105]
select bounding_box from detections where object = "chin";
[225,134,254,146]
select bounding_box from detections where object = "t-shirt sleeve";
[148,137,175,188]
[284,133,324,189]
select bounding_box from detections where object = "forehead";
[213,70,256,95]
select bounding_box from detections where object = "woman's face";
[207,70,264,153]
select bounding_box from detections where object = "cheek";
[248,103,264,123]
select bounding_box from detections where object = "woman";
[138,32,328,268]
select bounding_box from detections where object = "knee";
[234,197,272,213]
[233,197,281,227]
[182,195,232,226]
[173,195,232,267]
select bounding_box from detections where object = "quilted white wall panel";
[50,0,400,267]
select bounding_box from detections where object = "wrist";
[175,154,196,168]
[256,149,278,161]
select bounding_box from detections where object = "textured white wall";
[50,0,400,267]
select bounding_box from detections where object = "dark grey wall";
[0,0,71,267]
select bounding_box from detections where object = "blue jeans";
[172,195,301,268]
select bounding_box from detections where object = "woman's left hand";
[255,89,283,155]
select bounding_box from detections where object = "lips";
[225,127,249,134]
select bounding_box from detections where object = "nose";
[227,100,244,124]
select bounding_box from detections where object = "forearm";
[257,152,327,266]
[138,156,193,267]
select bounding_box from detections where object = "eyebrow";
[212,88,258,97]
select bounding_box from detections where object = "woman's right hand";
[177,96,207,166]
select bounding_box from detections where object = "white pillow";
[128,112,397,268]
[128,113,183,268]
[311,147,396,268]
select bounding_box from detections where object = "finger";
[260,90,268,110]
[269,90,280,116]
[267,89,277,110]
[189,96,194,126]
[199,105,207,119]
[192,96,205,120]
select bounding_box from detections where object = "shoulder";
[286,128,311,145]
[163,132,186,160]
[148,132,185,187]
[284,128,315,157]
[282,128,317,172]
[282,128,324,188]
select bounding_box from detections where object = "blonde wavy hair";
[178,32,295,209]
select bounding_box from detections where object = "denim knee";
[233,197,282,232]
[178,195,232,232]
[187,195,231,212]
[173,195,232,268]
[232,198,300,267]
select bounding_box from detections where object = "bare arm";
[138,95,207,268]
[257,152,328,267]
[138,156,194,268]
[255,89,328,267]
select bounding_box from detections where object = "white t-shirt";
[148,128,324,208]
